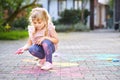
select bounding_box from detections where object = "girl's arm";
[45,28,59,44]
[15,38,32,54]
[22,38,32,51]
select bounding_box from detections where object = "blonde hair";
[29,7,51,36]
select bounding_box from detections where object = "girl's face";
[32,18,44,29]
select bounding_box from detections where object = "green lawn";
[0,30,28,40]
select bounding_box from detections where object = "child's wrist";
[22,47,28,51]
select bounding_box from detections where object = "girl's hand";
[15,48,24,54]
[35,37,47,45]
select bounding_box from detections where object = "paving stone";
[0,31,120,80]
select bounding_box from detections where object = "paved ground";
[0,29,120,80]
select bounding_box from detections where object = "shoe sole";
[41,67,53,70]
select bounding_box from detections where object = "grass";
[0,30,28,40]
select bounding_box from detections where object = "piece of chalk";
[107,58,113,61]
[112,59,119,62]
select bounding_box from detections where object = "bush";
[0,26,5,32]
[55,24,73,32]
[73,22,90,31]
[84,9,90,25]
[58,9,90,24]
[55,23,90,32]
[58,9,81,24]
[12,17,29,29]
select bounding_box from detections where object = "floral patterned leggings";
[28,39,55,63]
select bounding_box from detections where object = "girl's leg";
[28,44,45,59]
[41,39,55,63]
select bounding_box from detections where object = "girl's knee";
[41,39,55,53]
[29,45,36,53]
[28,45,34,53]
[29,44,42,54]
[41,39,53,46]
[28,44,45,59]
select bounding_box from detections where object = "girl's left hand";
[35,37,47,45]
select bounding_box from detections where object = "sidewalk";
[0,30,120,80]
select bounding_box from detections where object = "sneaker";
[41,62,53,70]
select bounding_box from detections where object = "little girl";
[15,7,59,70]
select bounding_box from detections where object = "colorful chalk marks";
[53,62,79,67]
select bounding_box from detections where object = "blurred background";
[0,0,119,40]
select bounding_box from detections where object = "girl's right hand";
[15,48,24,54]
